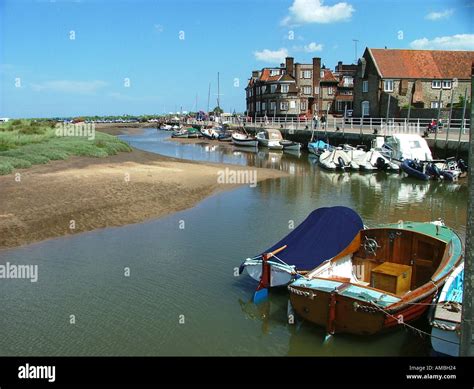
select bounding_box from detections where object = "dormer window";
[281,84,289,93]
[270,69,280,76]
[432,80,441,89]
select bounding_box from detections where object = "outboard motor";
[337,156,347,169]
[458,159,468,173]
[426,163,441,179]
[376,157,387,171]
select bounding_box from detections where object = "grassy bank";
[0,120,132,175]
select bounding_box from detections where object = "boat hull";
[232,135,258,147]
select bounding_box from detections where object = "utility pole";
[352,39,359,64]
[460,62,474,356]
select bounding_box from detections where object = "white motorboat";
[256,129,284,150]
[232,132,258,147]
[280,139,302,151]
[381,134,432,162]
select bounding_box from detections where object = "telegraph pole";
[460,62,474,356]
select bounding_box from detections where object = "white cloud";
[304,42,323,52]
[31,80,107,94]
[254,48,289,63]
[282,0,354,26]
[410,34,474,50]
[154,24,164,32]
[425,9,453,20]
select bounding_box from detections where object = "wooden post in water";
[445,90,455,158]
[434,89,443,148]
[457,89,468,158]
[460,62,474,356]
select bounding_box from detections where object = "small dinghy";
[200,126,221,140]
[401,159,430,180]
[319,149,358,171]
[171,128,188,138]
[308,140,332,156]
[232,132,258,147]
[239,206,364,303]
[430,261,463,356]
[186,127,200,138]
[280,140,302,151]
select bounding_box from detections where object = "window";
[262,102,266,111]
[431,101,443,109]
[363,80,368,93]
[280,101,289,111]
[303,86,312,95]
[270,85,277,93]
[302,70,312,79]
[362,101,370,116]
[270,69,280,76]
[327,87,333,95]
[281,84,289,93]
[320,70,325,78]
[300,101,307,111]
[256,102,261,112]
[270,101,276,111]
[314,86,320,95]
[384,79,394,92]
[442,80,452,89]
[343,76,353,87]
[341,90,352,95]
[289,100,296,109]
[261,86,266,94]
[432,80,441,89]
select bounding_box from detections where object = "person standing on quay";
[313,113,319,129]
[321,114,326,129]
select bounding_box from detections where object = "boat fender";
[458,159,468,173]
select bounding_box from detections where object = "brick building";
[353,48,474,118]
[246,57,355,118]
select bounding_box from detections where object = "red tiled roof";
[321,69,338,82]
[259,69,282,82]
[369,48,474,79]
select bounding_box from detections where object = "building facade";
[246,57,355,118]
[353,48,474,118]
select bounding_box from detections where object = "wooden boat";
[239,206,364,303]
[430,261,463,356]
[288,220,463,335]
[186,127,200,138]
[200,126,221,139]
[256,129,284,150]
[232,132,258,147]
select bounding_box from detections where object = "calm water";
[0,129,468,356]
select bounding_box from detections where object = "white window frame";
[261,86,266,94]
[327,86,333,95]
[303,70,312,79]
[343,76,353,87]
[384,79,394,92]
[270,69,279,76]
[430,101,443,109]
[289,100,296,109]
[300,101,307,111]
[281,84,289,93]
[320,70,325,78]
[442,80,452,89]
[303,86,312,95]
[270,85,277,93]
[362,80,368,93]
[280,101,289,111]
[256,102,261,112]
[314,86,320,95]
[362,101,370,116]
[432,80,441,89]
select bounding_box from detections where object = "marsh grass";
[0,120,132,175]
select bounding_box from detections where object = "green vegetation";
[0,120,132,175]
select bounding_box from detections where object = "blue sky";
[1,0,473,118]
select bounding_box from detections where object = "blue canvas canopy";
[261,206,363,270]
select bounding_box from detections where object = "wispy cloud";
[254,48,288,64]
[30,80,107,94]
[410,34,474,50]
[281,0,354,26]
[425,9,454,20]
[304,42,323,52]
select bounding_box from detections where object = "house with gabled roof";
[353,47,474,118]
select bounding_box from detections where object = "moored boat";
[239,206,364,303]
[256,129,284,150]
[319,149,358,171]
[288,220,463,335]
[232,132,258,147]
[308,140,332,156]
[280,140,302,151]
[430,261,463,356]
[171,128,188,138]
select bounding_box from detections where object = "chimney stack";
[285,57,294,77]
[252,70,259,78]
[337,61,343,72]
[313,57,322,114]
